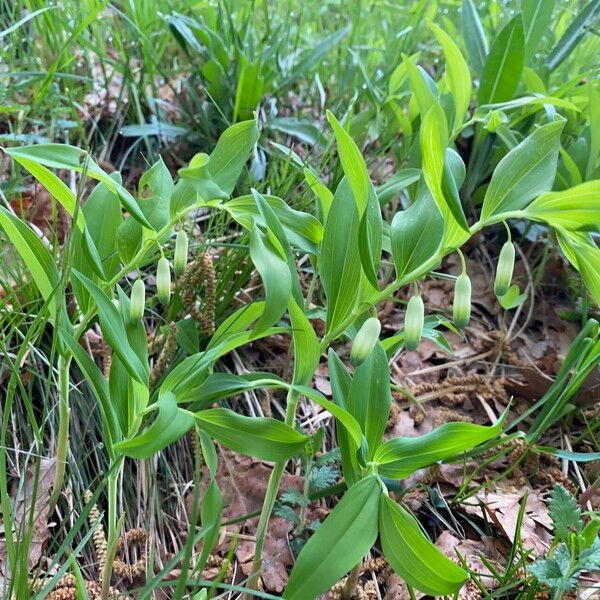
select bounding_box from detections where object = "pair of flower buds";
[129,230,189,321]
[350,240,515,363]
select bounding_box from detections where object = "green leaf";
[172,152,228,216]
[59,327,120,450]
[481,119,565,220]
[429,21,472,133]
[253,189,302,303]
[391,183,444,280]
[72,177,122,313]
[328,350,360,486]
[376,169,421,205]
[320,178,362,334]
[548,485,582,541]
[183,372,287,411]
[379,495,467,596]
[547,0,600,71]
[304,168,333,223]
[498,284,527,310]
[137,157,174,231]
[163,325,287,401]
[71,271,148,384]
[524,181,600,230]
[556,229,600,304]
[249,222,292,334]
[233,61,264,122]
[420,105,469,233]
[224,194,323,254]
[3,144,151,229]
[477,15,525,104]
[357,190,383,290]
[587,81,600,178]
[326,111,371,215]
[461,0,488,74]
[346,343,391,459]
[209,119,259,194]
[292,385,363,448]
[0,206,62,318]
[114,392,194,459]
[522,0,556,61]
[403,55,438,117]
[195,408,308,461]
[284,477,380,600]
[373,413,505,478]
[288,299,320,386]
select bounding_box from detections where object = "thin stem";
[101,459,124,600]
[246,387,301,596]
[50,355,71,508]
[342,562,361,600]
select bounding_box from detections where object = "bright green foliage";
[529,486,600,595]
[2,3,600,597]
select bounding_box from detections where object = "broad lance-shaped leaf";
[429,21,471,134]
[223,193,323,255]
[391,181,444,280]
[183,372,287,411]
[320,178,362,334]
[170,119,259,215]
[304,167,333,222]
[327,111,382,288]
[523,180,600,231]
[288,298,320,386]
[346,342,391,459]
[72,176,122,313]
[461,0,488,74]
[403,54,438,117]
[284,477,380,600]
[3,144,151,229]
[328,349,360,487]
[292,385,363,449]
[209,119,259,194]
[136,157,174,231]
[71,271,148,384]
[195,408,308,462]
[59,328,120,451]
[326,110,370,215]
[379,495,467,596]
[248,222,292,334]
[420,104,469,232]
[233,60,264,122]
[114,392,194,459]
[481,119,565,221]
[253,189,303,304]
[477,15,524,104]
[522,0,556,61]
[0,206,62,319]
[373,411,506,478]
[556,228,600,305]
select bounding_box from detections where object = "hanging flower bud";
[404,295,424,351]
[350,317,381,366]
[130,278,145,322]
[453,273,472,329]
[174,229,188,276]
[157,256,171,304]
[494,241,515,297]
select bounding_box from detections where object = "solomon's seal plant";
[1,9,600,598]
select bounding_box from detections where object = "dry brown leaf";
[461,487,552,554]
[436,531,503,593]
[0,458,56,586]
[196,450,305,593]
